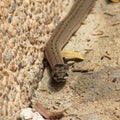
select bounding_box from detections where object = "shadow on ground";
[72,67,120,102]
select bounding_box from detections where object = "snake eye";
[52,64,68,82]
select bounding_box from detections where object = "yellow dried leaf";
[61,51,84,60]
[111,0,120,2]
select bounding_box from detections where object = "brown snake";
[45,0,96,82]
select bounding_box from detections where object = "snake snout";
[52,64,68,82]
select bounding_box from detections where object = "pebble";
[8,15,13,23]
[20,108,44,120]
[20,108,33,119]
[11,1,16,11]
[32,112,44,120]
[23,0,30,7]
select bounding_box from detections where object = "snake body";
[45,0,96,82]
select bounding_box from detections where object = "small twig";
[115,99,120,102]
[92,31,104,36]
[35,102,66,119]
[112,22,120,26]
[101,55,111,60]
[104,12,115,17]
[72,68,93,73]
[99,35,109,38]
[64,114,82,120]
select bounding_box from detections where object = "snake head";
[52,64,68,82]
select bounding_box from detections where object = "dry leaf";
[61,51,84,60]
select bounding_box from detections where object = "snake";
[45,0,96,82]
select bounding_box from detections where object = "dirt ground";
[0,0,120,120]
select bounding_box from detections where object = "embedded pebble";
[10,1,16,11]
[32,112,44,120]
[20,108,44,120]
[20,108,33,119]
[8,15,13,23]
[23,0,30,6]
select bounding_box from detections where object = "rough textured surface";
[0,0,69,119]
[0,0,120,120]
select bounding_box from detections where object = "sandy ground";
[0,0,120,120]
